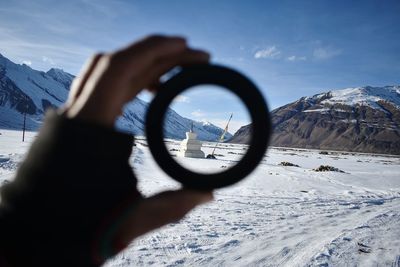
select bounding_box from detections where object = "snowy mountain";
[0,53,231,141]
[229,86,400,155]
[0,53,70,130]
[116,97,231,141]
[46,68,75,90]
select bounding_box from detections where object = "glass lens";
[162,85,252,174]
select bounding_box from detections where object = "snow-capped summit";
[229,85,400,155]
[309,86,400,111]
[201,120,212,126]
[0,53,229,141]
[46,68,75,90]
[0,53,72,116]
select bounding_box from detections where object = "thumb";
[113,189,213,249]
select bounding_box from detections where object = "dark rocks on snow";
[279,161,300,167]
[313,165,345,173]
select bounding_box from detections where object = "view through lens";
[163,85,252,174]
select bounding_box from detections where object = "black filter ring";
[146,64,272,190]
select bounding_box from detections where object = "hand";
[63,35,213,260]
[64,35,210,127]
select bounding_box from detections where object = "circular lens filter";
[146,64,271,189]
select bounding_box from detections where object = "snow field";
[0,130,399,266]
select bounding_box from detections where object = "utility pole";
[22,98,27,142]
[207,113,233,159]
[22,110,26,142]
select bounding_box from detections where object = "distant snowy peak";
[46,68,75,90]
[304,86,400,112]
[0,54,75,91]
[0,53,74,115]
[201,120,212,126]
[117,99,232,141]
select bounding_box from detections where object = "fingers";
[96,35,209,95]
[66,54,103,107]
[146,49,210,92]
[115,35,188,68]
[63,35,210,127]
[113,189,213,248]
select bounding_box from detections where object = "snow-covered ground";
[1,129,399,266]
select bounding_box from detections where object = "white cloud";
[313,47,342,60]
[174,95,190,103]
[42,56,55,65]
[22,60,32,66]
[287,55,307,62]
[254,46,281,59]
[191,109,205,117]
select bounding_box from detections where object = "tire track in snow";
[307,206,400,266]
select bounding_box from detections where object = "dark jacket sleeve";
[0,110,142,266]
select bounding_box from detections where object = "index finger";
[115,35,188,66]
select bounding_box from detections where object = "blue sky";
[1,0,399,132]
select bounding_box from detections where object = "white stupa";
[178,123,205,158]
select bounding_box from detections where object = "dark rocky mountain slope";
[228,86,400,155]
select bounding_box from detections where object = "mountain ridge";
[228,85,400,155]
[0,53,231,141]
